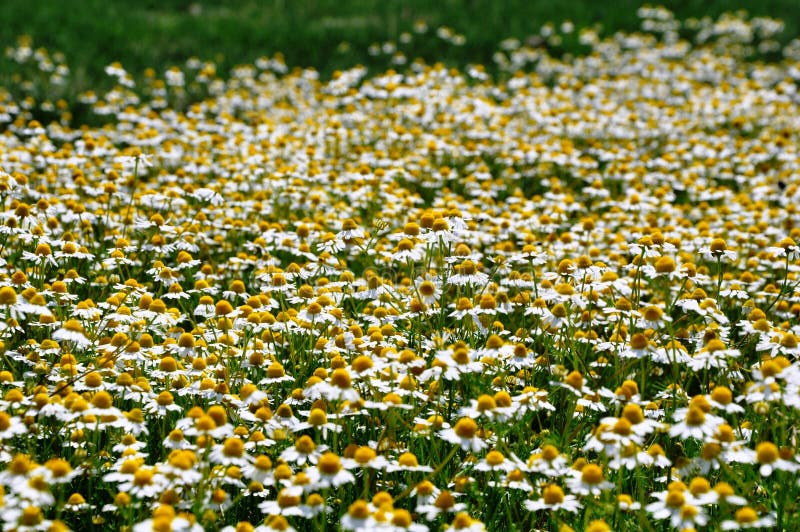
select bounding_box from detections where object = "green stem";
[121,156,140,240]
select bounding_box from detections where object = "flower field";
[2,7,800,531]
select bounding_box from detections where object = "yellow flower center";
[459,260,477,275]
[654,255,676,273]
[178,333,195,348]
[735,507,758,523]
[195,416,217,432]
[629,333,648,350]
[685,407,706,426]
[642,306,662,321]
[435,491,456,509]
[133,469,154,486]
[709,238,727,252]
[159,357,178,372]
[689,477,711,495]
[149,299,167,313]
[418,281,436,296]
[62,319,84,332]
[0,287,17,305]
[541,445,560,461]
[701,442,722,460]
[681,505,699,519]
[612,417,632,435]
[84,372,103,388]
[710,386,732,405]
[756,442,778,464]
[391,509,412,527]
[714,482,735,497]
[168,450,196,470]
[262,516,288,531]
[308,408,327,426]
[215,300,234,316]
[351,355,373,373]
[348,500,370,519]
[156,391,174,406]
[45,458,72,478]
[398,452,420,467]
[273,464,293,481]
[581,464,604,484]
[295,435,316,455]
[565,371,583,389]
[665,490,685,508]
[451,513,473,529]
[331,368,352,388]
[415,480,434,495]
[761,360,781,378]
[454,418,478,438]
[345,444,372,465]
[542,484,565,505]
[485,450,505,466]
[91,391,113,409]
[621,404,644,424]
[476,394,496,412]
[21,506,43,526]
[254,455,272,471]
[317,452,342,475]
[277,489,301,508]
[223,438,244,457]
[266,362,285,379]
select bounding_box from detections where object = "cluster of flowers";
[0,7,799,532]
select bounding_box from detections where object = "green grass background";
[3,0,798,84]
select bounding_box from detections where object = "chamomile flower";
[209,437,253,467]
[754,441,800,476]
[669,405,725,441]
[526,445,570,477]
[416,490,468,521]
[472,450,522,473]
[52,319,92,348]
[438,417,488,452]
[524,484,581,513]
[721,507,777,530]
[386,452,433,473]
[307,452,356,489]
[0,411,27,440]
[280,435,325,466]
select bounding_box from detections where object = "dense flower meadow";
[1,7,800,531]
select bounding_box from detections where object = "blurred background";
[1,0,797,124]
[4,0,798,79]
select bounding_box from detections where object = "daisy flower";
[280,435,325,466]
[524,484,581,513]
[669,405,724,441]
[721,507,777,530]
[472,450,523,474]
[307,452,356,489]
[438,417,488,452]
[416,490,468,521]
[755,441,799,477]
[566,463,614,496]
